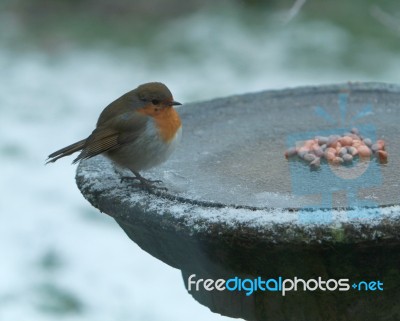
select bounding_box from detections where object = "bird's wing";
[72,112,148,164]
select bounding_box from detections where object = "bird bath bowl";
[76,83,400,321]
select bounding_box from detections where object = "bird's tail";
[46,139,86,164]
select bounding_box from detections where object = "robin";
[47,82,182,190]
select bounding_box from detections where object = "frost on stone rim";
[75,155,400,244]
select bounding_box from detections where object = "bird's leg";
[121,171,167,191]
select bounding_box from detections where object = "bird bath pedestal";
[76,83,400,321]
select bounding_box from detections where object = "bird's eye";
[152,99,160,105]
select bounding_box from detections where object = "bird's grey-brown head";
[136,82,181,107]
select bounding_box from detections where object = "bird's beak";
[171,100,182,106]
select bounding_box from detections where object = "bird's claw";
[120,176,167,192]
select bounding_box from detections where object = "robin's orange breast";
[137,105,182,143]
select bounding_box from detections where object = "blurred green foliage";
[1,0,400,52]
[36,283,84,315]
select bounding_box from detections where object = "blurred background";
[1,0,400,320]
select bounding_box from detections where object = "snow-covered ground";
[0,10,399,321]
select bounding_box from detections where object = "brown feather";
[46,139,86,164]
[72,112,148,164]
[72,129,119,163]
